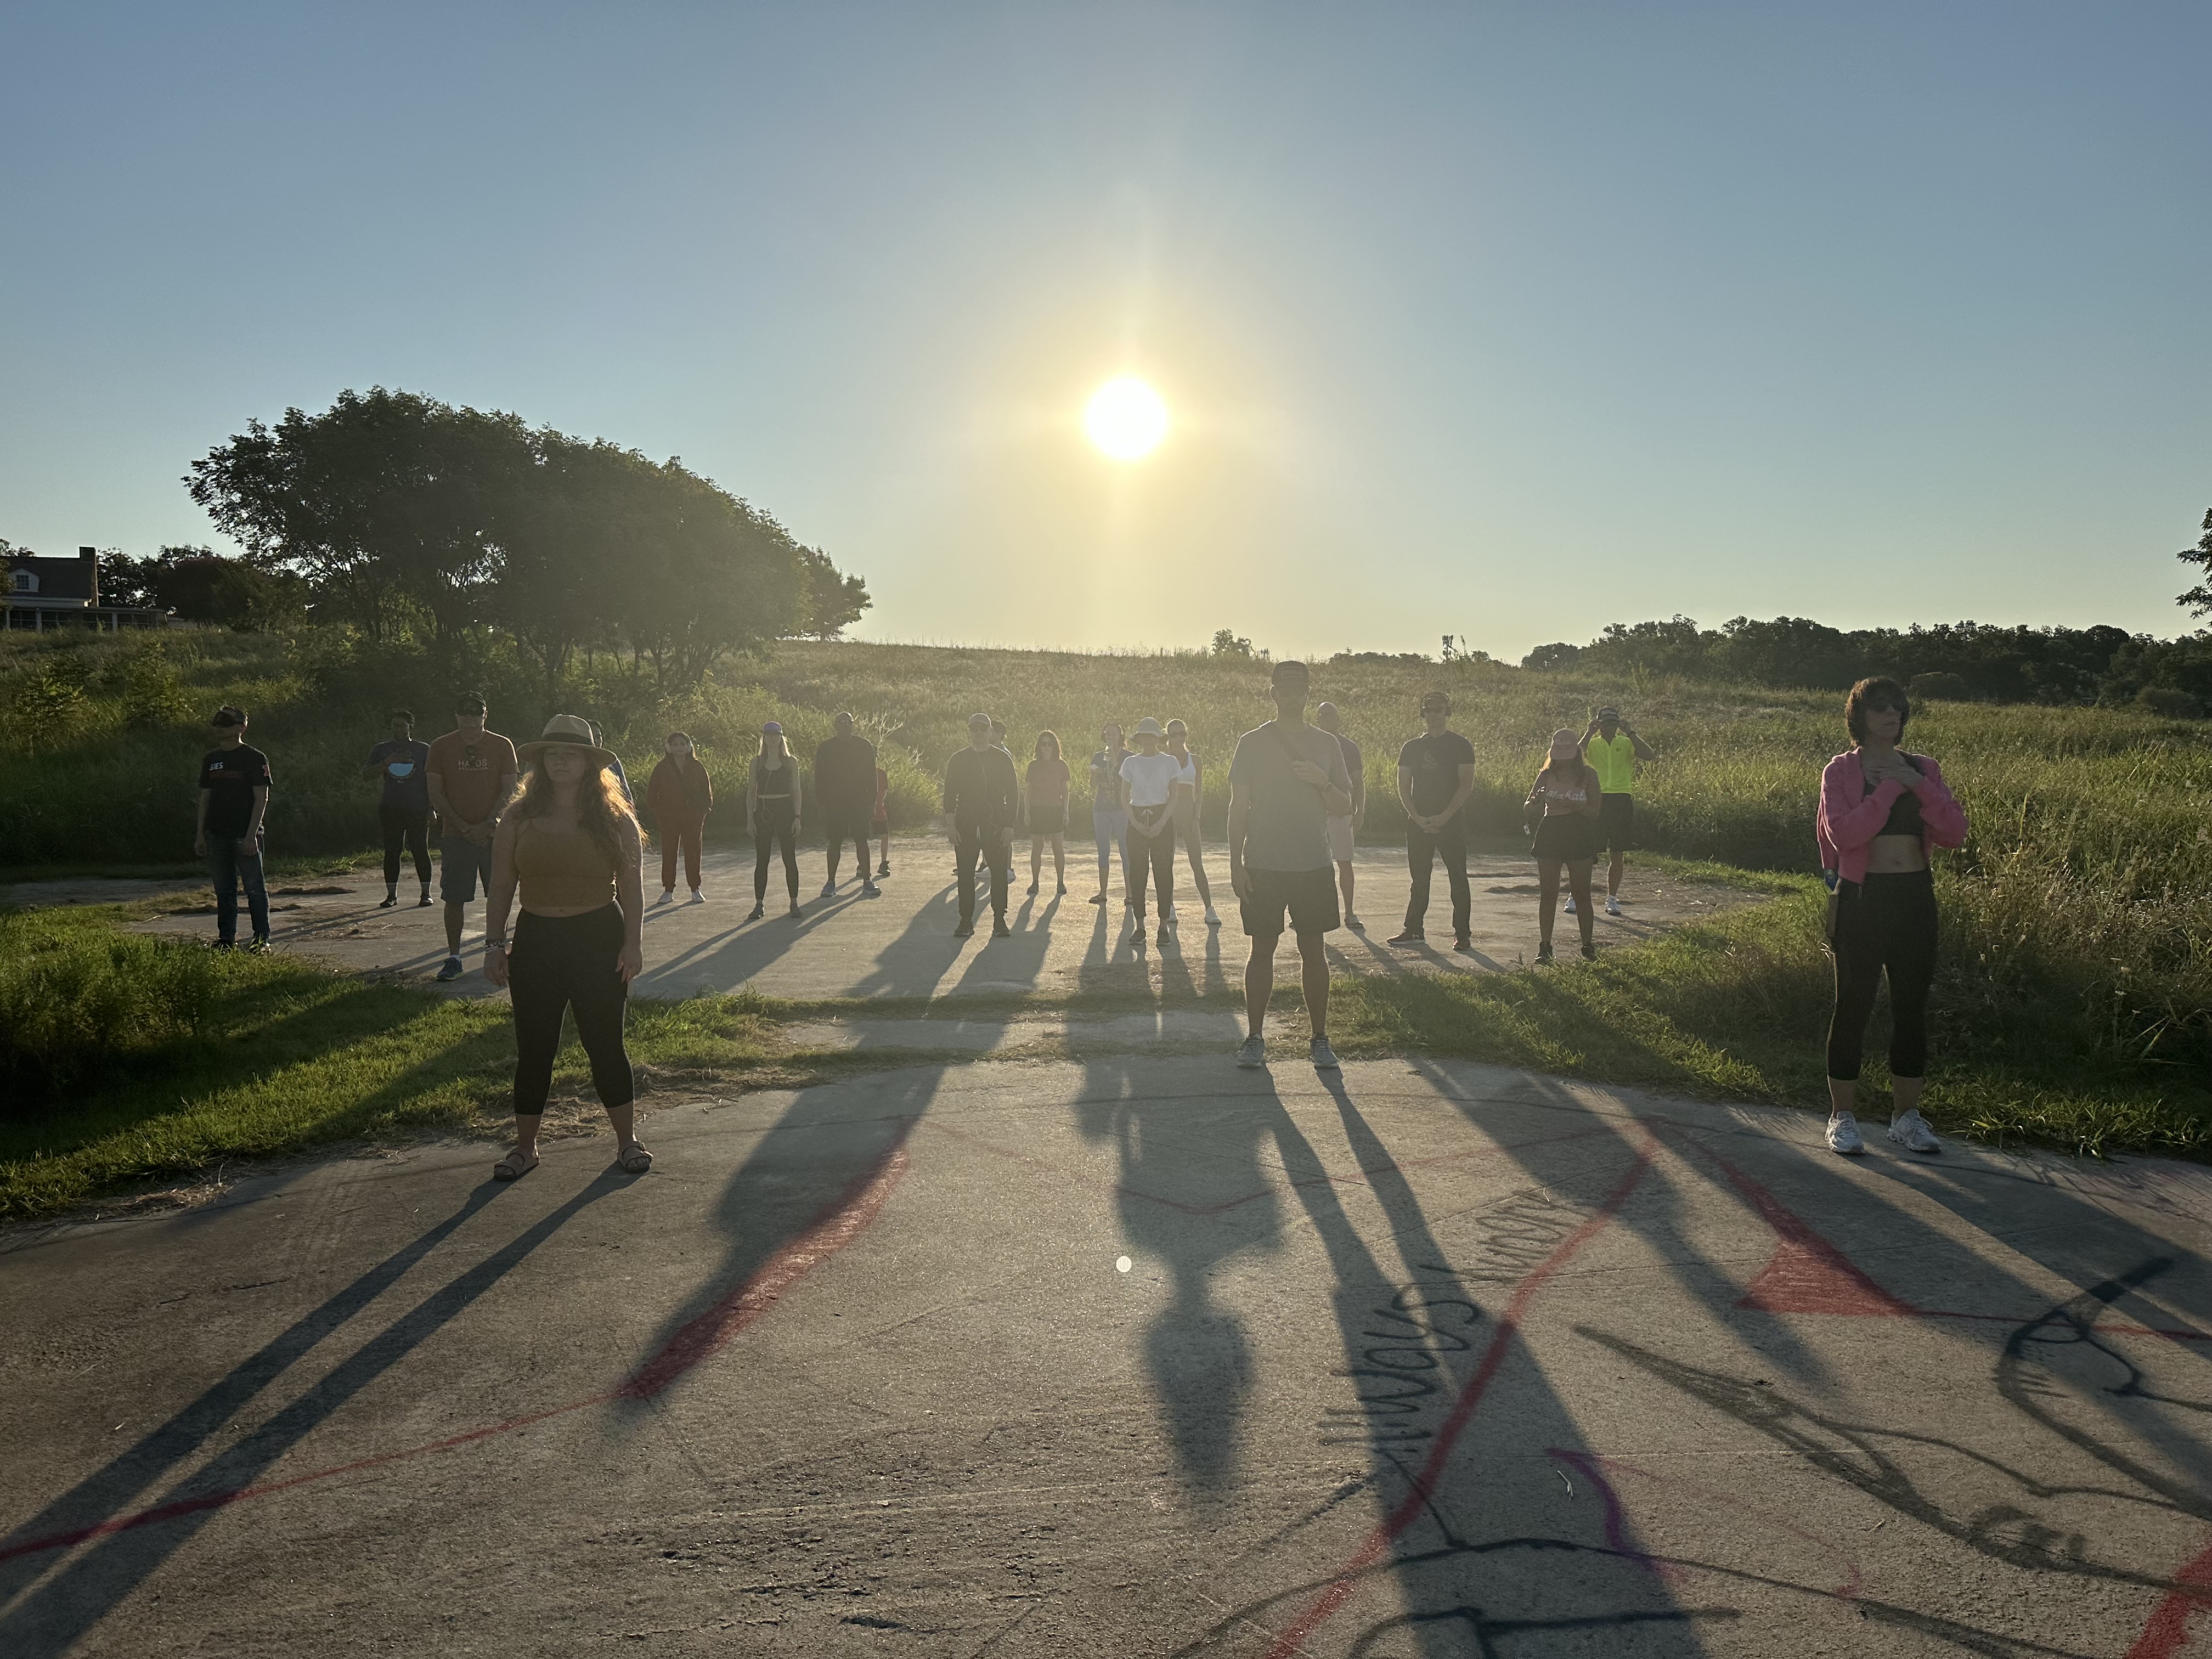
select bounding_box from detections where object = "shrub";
[1909,671,1971,702]
[0,912,221,1109]
[2135,685,2201,719]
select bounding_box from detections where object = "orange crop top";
[514,819,619,910]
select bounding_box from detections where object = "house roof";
[4,548,98,604]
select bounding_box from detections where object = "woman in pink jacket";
[1816,677,1968,1156]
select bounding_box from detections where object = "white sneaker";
[1826,1111,1865,1155]
[689,888,706,904]
[1564,896,1576,915]
[1605,895,1622,917]
[1236,1035,1266,1069]
[655,889,674,906]
[1310,1036,1341,1071]
[1888,1109,1942,1154]
[820,880,838,898]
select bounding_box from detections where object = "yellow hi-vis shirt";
[1586,732,1636,795]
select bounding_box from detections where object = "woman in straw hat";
[484,715,651,1180]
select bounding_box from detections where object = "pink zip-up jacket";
[1816,749,1968,884]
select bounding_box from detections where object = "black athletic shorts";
[1599,793,1634,854]
[1240,866,1339,940]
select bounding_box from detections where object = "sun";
[1084,376,1169,461]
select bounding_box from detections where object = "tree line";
[95,388,867,698]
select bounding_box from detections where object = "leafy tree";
[794,544,871,639]
[2180,507,2212,616]
[1520,641,1581,672]
[1210,628,1256,659]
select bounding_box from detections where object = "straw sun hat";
[518,714,617,769]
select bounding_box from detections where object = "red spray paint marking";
[1698,1148,1919,1317]
[2126,1539,2212,1658]
[1258,1125,1659,1659]
[0,1147,909,1567]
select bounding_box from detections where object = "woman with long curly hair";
[484,715,650,1180]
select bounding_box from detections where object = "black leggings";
[1826,868,1937,1081]
[380,804,431,888]
[754,798,798,901]
[1126,815,1175,918]
[509,905,633,1116]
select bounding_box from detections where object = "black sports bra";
[1865,758,1923,837]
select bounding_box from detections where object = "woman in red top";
[645,731,713,904]
[1814,677,1968,1158]
[1024,731,1071,897]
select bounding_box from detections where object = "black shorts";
[1532,814,1599,865]
[1028,803,1068,836]
[825,805,873,844]
[440,835,496,903]
[1599,793,1634,854]
[1240,866,1339,940]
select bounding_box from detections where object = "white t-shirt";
[1120,751,1183,809]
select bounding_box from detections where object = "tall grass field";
[3,628,2208,1191]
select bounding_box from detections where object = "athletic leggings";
[753,798,798,901]
[1826,868,1937,1081]
[379,804,431,888]
[1126,812,1175,918]
[1094,806,1129,891]
[509,905,633,1116]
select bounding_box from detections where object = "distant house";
[4,546,165,631]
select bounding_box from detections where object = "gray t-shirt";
[1228,719,1353,872]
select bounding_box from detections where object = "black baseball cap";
[210,705,246,727]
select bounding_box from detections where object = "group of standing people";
[188,656,1965,1184]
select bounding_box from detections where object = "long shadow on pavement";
[0,1170,627,1654]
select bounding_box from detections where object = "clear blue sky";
[3,3,2207,660]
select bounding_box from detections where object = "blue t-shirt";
[368,739,431,812]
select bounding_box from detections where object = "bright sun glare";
[1084,376,1169,461]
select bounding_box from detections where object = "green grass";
[4,630,2209,1195]
[0,906,783,1222]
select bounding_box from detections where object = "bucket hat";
[517,713,617,769]
[1131,716,1164,737]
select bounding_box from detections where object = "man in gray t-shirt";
[1227,659,1354,1072]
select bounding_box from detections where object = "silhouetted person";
[362,708,431,909]
[646,731,713,904]
[747,721,805,919]
[426,692,518,983]
[1390,690,1476,952]
[1228,660,1353,1070]
[815,711,881,898]
[944,712,1019,937]
[195,704,270,950]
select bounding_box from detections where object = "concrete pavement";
[123,837,1756,1001]
[5,1051,2210,1656]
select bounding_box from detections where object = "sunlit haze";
[2,5,2207,660]
[1085,378,1170,463]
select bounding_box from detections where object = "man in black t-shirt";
[814,713,881,899]
[942,713,1020,937]
[362,708,432,909]
[1390,690,1477,952]
[195,704,273,949]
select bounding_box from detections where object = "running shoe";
[1027,881,1039,896]
[1826,1112,1865,1155]
[877,860,891,877]
[1386,930,1424,947]
[820,879,838,898]
[860,882,881,899]
[746,904,765,921]
[378,893,398,909]
[1888,1110,1942,1154]
[245,937,273,954]
[953,919,975,938]
[1236,1035,1267,1069]
[992,916,1012,938]
[1344,912,1363,932]
[1310,1036,1341,1071]
[1605,895,1622,917]
[416,891,432,907]
[1564,896,1576,915]
[1453,936,1475,955]
[689,888,706,904]
[655,889,674,906]
[1155,923,1170,947]
[1204,907,1221,926]
[436,956,464,981]
[1581,942,1598,961]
